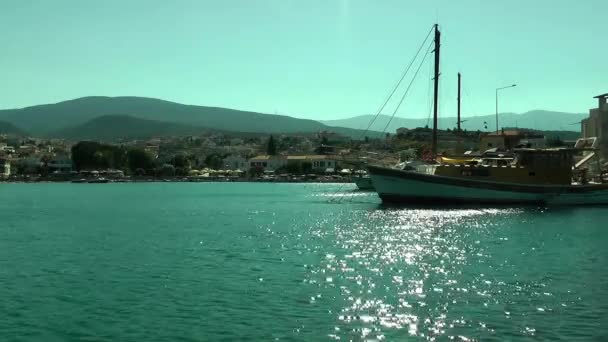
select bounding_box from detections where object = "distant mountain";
[1,96,580,140]
[0,120,27,136]
[321,110,587,133]
[0,96,365,137]
[51,115,214,141]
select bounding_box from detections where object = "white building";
[0,158,10,178]
[286,155,337,173]
[308,155,336,172]
[249,155,287,171]
[222,155,248,170]
[0,145,15,154]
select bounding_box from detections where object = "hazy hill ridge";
[0,96,585,140]
[51,114,214,141]
[321,110,586,133]
[0,96,338,136]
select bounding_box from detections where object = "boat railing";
[416,164,437,175]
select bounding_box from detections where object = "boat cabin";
[434,148,574,185]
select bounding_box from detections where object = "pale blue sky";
[0,0,605,119]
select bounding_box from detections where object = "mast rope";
[381,39,434,134]
[329,25,435,203]
[359,25,435,136]
[426,50,433,128]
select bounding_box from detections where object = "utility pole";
[432,24,440,157]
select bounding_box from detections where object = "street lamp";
[496,84,517,133]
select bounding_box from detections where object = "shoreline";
[0,177,357,184]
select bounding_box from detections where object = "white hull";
[368,166,608,206]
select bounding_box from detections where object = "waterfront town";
[0,125,583,183]
[0,94,605,183]
[0,130,380,182]
[0,128,520,182]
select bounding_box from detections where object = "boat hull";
[354,177,375,191]
[368,165,608,205]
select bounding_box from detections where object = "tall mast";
[457,72,461,132]
[432,24,440,156]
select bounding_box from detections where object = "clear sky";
[0,0,605,120]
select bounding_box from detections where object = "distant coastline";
[0,175,354,185]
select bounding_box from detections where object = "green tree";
[171,153,191,170]
[157,164,176,177]
[205,153,224,169]
[71,141,127,171]
[127,149,155,174]
[267,135,277,155]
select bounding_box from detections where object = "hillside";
[322,110,587,133]
[51,115,214,141]
[0,120,27,136]
[0,96,364,137]
[0,96,583,140]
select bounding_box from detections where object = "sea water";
[0,183,606,341]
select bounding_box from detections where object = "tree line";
[71,141,229,176]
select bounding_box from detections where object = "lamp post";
[495,84,517,133]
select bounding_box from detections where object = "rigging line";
[329,25,434,204]
[359,25,435,136]
[381,39,434,134]
[426,48,433,127]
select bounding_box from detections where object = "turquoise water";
[1,183,607,341]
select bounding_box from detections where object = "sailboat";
[368,25,608,205]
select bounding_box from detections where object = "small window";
[488,143,493,147]
[529,172,535,176]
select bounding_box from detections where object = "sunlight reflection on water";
[308,207,530,341]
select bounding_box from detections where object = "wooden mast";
[457,72,461,133]
[431,24,440,157]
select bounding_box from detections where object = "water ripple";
[305,206,607,341]
[1,184,607,341]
